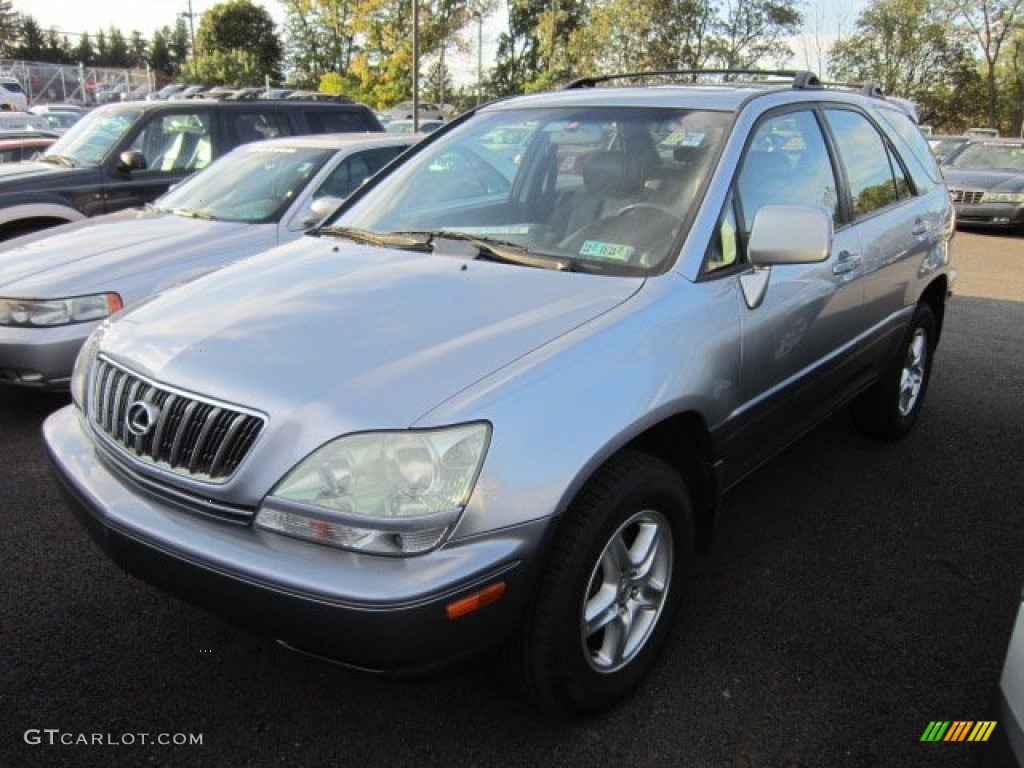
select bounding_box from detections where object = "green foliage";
[179,48,264,86]
[829,0,988,132]
[194,0,283,83]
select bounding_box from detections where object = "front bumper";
[0,321,94,389]
[953,201,1024,229]
[44,405,547,674]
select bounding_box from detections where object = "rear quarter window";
[872,105,940,193]
[305,110,378,134]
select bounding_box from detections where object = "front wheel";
[851,303,937,439]
[507,451,693,715]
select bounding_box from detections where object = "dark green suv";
[0,99,383,239]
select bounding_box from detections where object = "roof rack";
[819,81,887,98]
[564,69,822,90]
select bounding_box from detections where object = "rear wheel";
[851,303,936,439]
[507,451,693,715]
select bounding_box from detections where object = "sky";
[17,0,870,84]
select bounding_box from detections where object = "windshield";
[42,106,141,165]
[157,143,334,223]
[947,142,1024,172]
[329,106,731,274]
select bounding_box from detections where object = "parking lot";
[1,229,1022,768]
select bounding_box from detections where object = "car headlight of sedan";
[256,423,490,556]
[980,191,1024,204]
[0,293,123,327]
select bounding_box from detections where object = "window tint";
[227,111,291,146]
[824,109,903,218]
[305,110,373,133]
[314,147,405,199]
[736,109,838,233]
[873,105,939,192]
[129,112,213,172]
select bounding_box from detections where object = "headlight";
[0,293,123,327]
[980,191,1024,204]
[256,423,490,556]
[70,324,105,410]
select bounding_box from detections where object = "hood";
[0,159,83,188]
[0,209,272,298]
[943,168,1024,193]
[102,237,643,437]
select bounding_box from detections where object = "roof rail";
[820,80,887,98]
[564,69,822,90]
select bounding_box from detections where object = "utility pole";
[179,0,196,58]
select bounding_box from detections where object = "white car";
[0,132,413,389]
[0,77,28,112]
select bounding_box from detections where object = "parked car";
[0,98,384,240]
[147,84,190,101]
[942,138,1024,230]
[0,132,57,163]
[385,100,445,120]
[386,118,444,134]
[927,134,970,165]
[0,76,28,111]
[44,70,954,715]
[0,133,412,389]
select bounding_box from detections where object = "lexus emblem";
[125,401,160,437]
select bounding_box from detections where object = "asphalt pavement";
[2,230,1022,768]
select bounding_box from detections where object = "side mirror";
[300,195,344,228]
[748,204,833,266]
[741,204,834,310]
[118,150,147,173]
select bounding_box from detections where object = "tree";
[0,0,19,57]
[712,0,803,69]
[944,0,1024,127]
[170,18,190,68]
[129,31,149,68]
[75,33,95,65]
[195,0,283,83]
[829,0,985,130]
[106,27,132,68]
[149,29,173,75]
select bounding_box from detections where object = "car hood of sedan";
[943,168,1024,193]
[102,236,644,437]
[0,209,271,298]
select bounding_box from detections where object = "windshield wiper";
[395,230,574,271]
[171,207,216,221]
[315,225,433,250]
[38,154,77,168]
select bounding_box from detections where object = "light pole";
[179,0,196,58]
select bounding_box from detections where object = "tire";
[507,451,693,716]
[851,303,937,440]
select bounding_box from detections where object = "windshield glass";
[947,142,1024,172]
[330,106,731,274]
[157,143,334,223]
[43,106,141,165]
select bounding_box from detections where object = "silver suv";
[45,71,954,715]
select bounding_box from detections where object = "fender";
[0,198,86,227]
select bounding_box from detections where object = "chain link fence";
[0,60,155,106]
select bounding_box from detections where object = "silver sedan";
[0,132,414,389]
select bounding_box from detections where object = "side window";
[305,110,374,134]
[824,109,904,218]
[314,147,405,199]
[703,193,739,275]
[226,111,290,146]
[128,112,212,172]
[736,109,838,235]
[873,105,939,193]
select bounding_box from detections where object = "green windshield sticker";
[580,240,635,261]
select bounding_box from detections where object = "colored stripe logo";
[920,721,997,742]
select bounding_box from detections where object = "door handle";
[832,250,861,275]
[911,221,930,236]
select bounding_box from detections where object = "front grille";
[949,189,984,205]
[89,357,265,482]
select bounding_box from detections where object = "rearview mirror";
[117,150,147,173]
[300,195,344,228]
[748,204,833,266]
